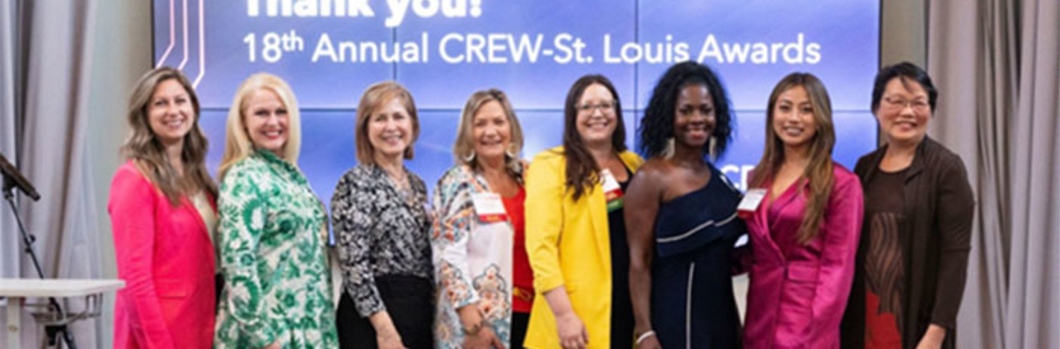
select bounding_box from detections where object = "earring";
[463,150,476,163]
[661,137,675,159]
[708,137,717,160]
[505,143,519,159]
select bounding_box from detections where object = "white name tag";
[471,192,508,223]
[600,169,625,212]
[600,169,621,193]
[738,189,767,217]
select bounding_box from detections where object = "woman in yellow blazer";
[525,74,644,349]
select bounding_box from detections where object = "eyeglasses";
[882,96,930,112]
[576,102,615,114]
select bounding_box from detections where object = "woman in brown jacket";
[840,62,975,349]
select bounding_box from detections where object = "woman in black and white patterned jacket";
[331,81,435,349]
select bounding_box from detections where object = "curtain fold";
[929,0,1060,348]
[1,0,102,347]
[0,0,22,280]
[1005,0,1060,348]
[927,0,1013,348]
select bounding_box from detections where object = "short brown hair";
[354,81,420,164]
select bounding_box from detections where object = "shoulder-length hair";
[562,74,627,201]
[354,81,420,164]
[217,73,303,181]
[120,66,216,206]
[639,61,734,160]
[453,88,524,183]
[749,72,836,244]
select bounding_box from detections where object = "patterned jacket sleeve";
[331,170,386,317]
[217,165,280,348]
[431,167,480,309]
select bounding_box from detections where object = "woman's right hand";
[262,341,281,349]
[376,330,407,349]
[463,326,505,349]
[555,312,589,349]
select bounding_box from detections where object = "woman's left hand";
[462,326,505,349]
[915,324,946,349]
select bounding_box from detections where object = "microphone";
[0,152,40,201]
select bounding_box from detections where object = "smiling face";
[575,83,618,146]
[147,79,195,146]
[673,83,716,149]
[471,100,512,164]
[368,96,414,161]
[243,88,289,155]
[876,77,931,146]
[772,85,818,150]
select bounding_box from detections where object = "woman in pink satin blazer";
[742,73,864,349]
[109,67,218,349]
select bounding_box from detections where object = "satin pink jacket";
[742,164,863,349]
[108,161,216,349]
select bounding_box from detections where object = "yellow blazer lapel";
[589,152,642,276]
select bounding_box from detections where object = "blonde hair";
[217,73,302,180]
[120,67,216,206]
[453,89,524,180]
[354,81,420,164]
[749,72,836,244]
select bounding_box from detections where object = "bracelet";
[635,330,656,345]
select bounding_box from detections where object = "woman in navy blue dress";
[625,61,744,349]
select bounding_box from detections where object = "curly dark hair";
[639,61,733,159]
[562,74,627,201]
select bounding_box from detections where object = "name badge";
[471,192,508,223]
[600,169,624,212]
[737,189,767,218]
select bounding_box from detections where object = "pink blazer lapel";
[752,187,786,263]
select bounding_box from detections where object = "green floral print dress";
[214,150,339,349]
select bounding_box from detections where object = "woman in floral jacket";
[214,73,338,349]
[432,89,532,349]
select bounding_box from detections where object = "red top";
[865,290,902,348]
[503,187,534,313]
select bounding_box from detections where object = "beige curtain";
[0,0,24,279]
[1005,0,1060,348]
[929,0,1060,348]
[0,0,102,348]
[927,1,1012,348]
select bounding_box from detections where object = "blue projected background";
[153,0,880,207]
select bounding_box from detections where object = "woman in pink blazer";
[742,73,864,349]
[108,67,218,349]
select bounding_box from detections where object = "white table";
[0,279,124,348]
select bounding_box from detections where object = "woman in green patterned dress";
[213,73,339,349]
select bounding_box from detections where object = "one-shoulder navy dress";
[651,164,744,349]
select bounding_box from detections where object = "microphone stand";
[3,176,78,349]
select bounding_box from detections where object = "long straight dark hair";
[562,74,627,201]
[749,72,835,244]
